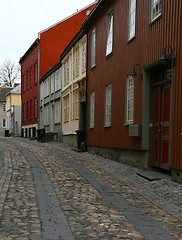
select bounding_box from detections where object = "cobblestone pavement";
[0,137,182,239]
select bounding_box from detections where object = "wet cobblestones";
[0,137,182,239]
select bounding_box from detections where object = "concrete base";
[171,170,182,184]
[63,134,77,147]
[87,146,149,169]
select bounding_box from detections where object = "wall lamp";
[160,45,176,67]
[130,64,142,79]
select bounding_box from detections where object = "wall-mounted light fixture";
[160,45,175,67]
[130,63,142,78]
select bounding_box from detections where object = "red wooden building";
[20,3,96,138]
[83,0,182,182]
[19,39,39,138]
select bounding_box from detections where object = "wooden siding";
[85,0,182,169]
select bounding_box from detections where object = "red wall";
[39,4,96,78]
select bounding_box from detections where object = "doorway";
[152,83,171,170]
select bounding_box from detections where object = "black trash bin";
[5,130,9,137]
[37,129,45,141]
[76,130,85,149]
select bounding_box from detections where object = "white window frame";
[82,41,86,73]
[126,76,134,124]
[128,0,136,41]
[151,0,162,22]
[2,103,6,112]
[90,27,96,68]
[73,90,79,120]
[75,48,79,77]
[63,95,69,122]
[90,91,95,128]
[51,73,55,94]
[106,10,114,56]
[105,84,112,127]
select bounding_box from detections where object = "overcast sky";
[0,0,95,66]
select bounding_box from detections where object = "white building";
[60,30,87,147]
[39,62,62,141]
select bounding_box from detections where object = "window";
[30,67,32,88]
[126,76,134,123]
[128,0,136,41]
[34,62,38,84]
[64,59,69,86]
[27,101,29,120]
[54,101,60,124]
[151,0,162,21]
[91,28,96,68]
[2,103,6,112]
[106,10,114,56]
[90,92,95,128]
[82,42,86,73]
[30,99,32,119]
[73,90,79,120]
[51,73,55,94]
[34,97,37,118]
[75,48,79,77]
[26,70,29,90]
[105,84,112,127]
[63,95,69,122]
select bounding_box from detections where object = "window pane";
[90,92,95,128]
[91,28,96,67]
[128,0,136,41]
[106,11,114,56]
[105,84,112,126]
[151,0,162,21]
[126,76,134,123]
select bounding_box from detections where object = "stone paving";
[0,137,182,239]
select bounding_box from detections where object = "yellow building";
[6,84,21,136]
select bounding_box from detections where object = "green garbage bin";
[5,130,9,137]
[37,129,45,141]
[76,130,85,149]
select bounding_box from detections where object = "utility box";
[129,124,142,137]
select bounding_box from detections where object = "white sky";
[0,0,95,66]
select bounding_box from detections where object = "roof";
[6,84,21,96]
[19,38,39,64]
[82,0,106,29]
[38,2,97,36]
[0,87,13,102]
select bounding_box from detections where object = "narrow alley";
[0,137,182,240]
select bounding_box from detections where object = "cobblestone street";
[0,137,182,240]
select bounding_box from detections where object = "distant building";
[0,87,13,136]
[19,39,39,138]
[39,62,62,141]
[6,85,21,136]
[20,2,96,138]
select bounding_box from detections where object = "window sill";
[106,52,113,59]
[124,122,134,126]
[127,36,136,44]
[149,14,162,26]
